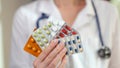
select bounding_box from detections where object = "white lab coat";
[10,0,120,68]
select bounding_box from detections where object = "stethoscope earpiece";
[97,46,111,59]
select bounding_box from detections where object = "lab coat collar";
[37,0,95,16]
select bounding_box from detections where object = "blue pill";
[69,47,73,51]
[68,41,71,45]
[77,36,80,39]
[78,45,81,48]
[73,40,76,44]
[75,49,78,53]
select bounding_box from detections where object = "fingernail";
[54,39,58,43]
[63,47,67,52]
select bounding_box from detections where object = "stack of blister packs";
[24,17,83,57]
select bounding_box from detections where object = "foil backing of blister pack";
[31,17,83,56]
[24,17,83,57]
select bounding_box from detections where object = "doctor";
[10,0,120,68]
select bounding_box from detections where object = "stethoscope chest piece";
[98,46,111,59]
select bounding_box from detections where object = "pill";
[75,49,78,53]
[37,29,42,34]
[44,39,48,43]
[43,25,48,30]
[31,38,35,43]
[62,29,68,35]
[37,50,41,53]
[73,40,76,44]
[32,47,37,52]
[65,25,72,31]
[72,31,77,35]
[59,33,64,37]
[27,44,32,49]
[68,41,72,45]
[33,33,37,37]
[48,23,52,27]
[79,48,83,52]
[37,37,41,42]
[41,34,45,38]
[46,30,51,35]
[39,42,44,46]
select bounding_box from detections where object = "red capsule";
[62,29,68,35]
[59,33,65,37]
[65,25,72,31]
[72,31,77,35]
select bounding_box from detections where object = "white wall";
[1,0,31,68]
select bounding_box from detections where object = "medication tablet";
[24,17,83,57]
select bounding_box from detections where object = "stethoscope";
[36,0,111,59]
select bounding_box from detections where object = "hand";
[33,39,67,68]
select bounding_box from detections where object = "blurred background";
[0,0,120,68]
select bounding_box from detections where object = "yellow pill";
[44,39,48,43]
[43,25,48,30]
[33,33,37,37]
[46,30,51,35]
[48,23,52,27]
[37,29,42,34]
[37,37,41,42]
[41,34,45,38]
[39,42,44,46]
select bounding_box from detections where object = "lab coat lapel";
[72,0,95,30]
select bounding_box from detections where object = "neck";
[54,0,86,7]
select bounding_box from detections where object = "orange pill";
[37,50,41,53]
[27,44,32,49]
[31,38,35,43]
[32,47,37,52]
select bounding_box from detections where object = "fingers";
[43,41,65,65]
[47,47,67,68]
[58,56,67,68]
[37,39,58,62]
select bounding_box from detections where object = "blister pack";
[24,17,83,57]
